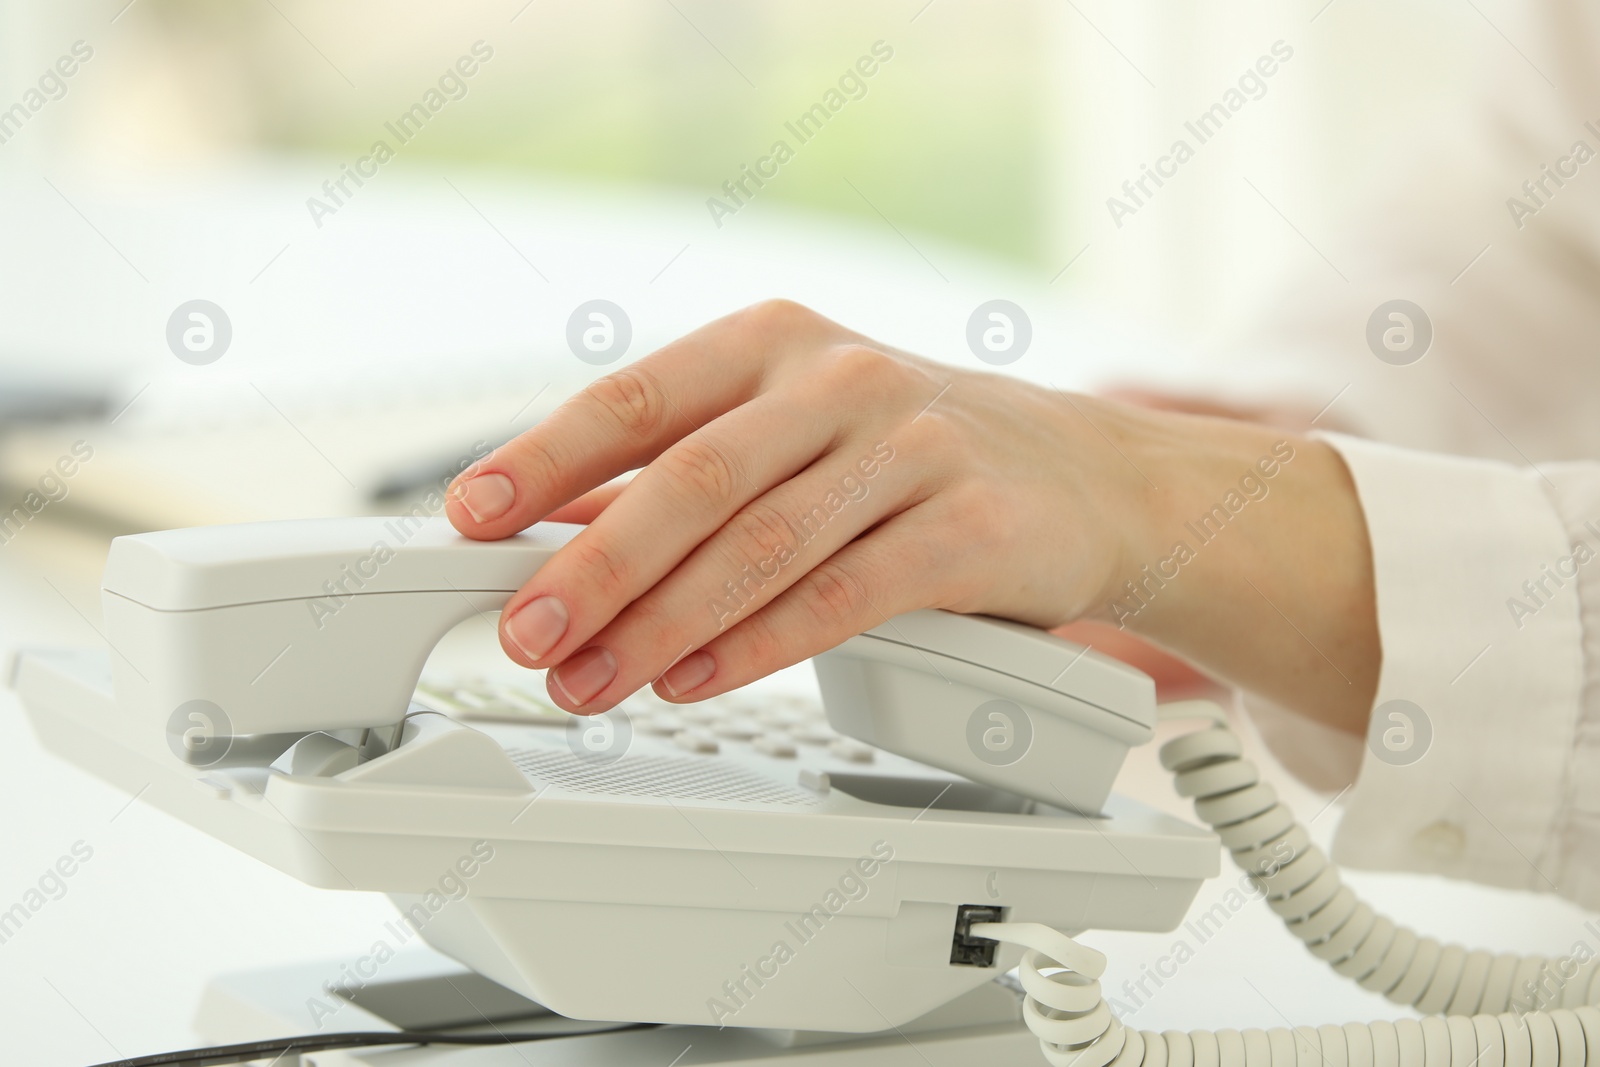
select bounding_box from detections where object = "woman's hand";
[446,300,1378,734]
[445,300,1147,710]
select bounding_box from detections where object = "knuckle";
[742,298,814,331]
[823,344,917,398]
[725,499,799,561]
[798,561,867,630]
[941,477,1000,531]
[659,438,739,507]
[500,441,563,494]
[584,365,670,442]
[615,593,678,650]
[829,342,891,376]
[895,407,959,462]
[729,607,786,664]
[567,536,634,598]
[934,482,1014,562]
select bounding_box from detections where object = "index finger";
[445,301,819,540]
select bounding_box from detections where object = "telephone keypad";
[419,674,881,771]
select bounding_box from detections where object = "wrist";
[1080,403,1379,733]
[1075,401,1303,622]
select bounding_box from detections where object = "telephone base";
[197,946,1045,1065]
[15,645,1217,1033]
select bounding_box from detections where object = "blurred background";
[0,0,1504,336]
[0,0,1556,554]
[0,0,1551,544]
[1,1,1591,1064]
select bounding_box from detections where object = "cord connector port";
[950,904,1004,966]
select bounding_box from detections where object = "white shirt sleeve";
[1252,432,1600,908]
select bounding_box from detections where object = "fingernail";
[550,646,618,707]
[504,596,569,663]
[451,473,515,523]
[659,650,715,697]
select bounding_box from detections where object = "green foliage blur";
[139,0,1054,266]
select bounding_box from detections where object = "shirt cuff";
[1308,433,1584,891]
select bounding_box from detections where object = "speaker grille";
[505,747,821,807]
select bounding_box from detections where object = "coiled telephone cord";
[973,702,1600,1067]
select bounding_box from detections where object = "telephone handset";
[13,517,1597,1067]
[97,516,588,741]
[97,515,1155,815]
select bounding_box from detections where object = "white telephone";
[11,517,1598,1067]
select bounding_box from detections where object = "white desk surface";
[0,168,1589,1065]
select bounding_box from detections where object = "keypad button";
[829,738,875,764]
[673,729,720,755]
[420,681,567,724]
[487,687,567,724]
[753,735,798,759]
[713,719,762,740]
[793,724,836,745]
[757,706,807,728]
[684,705,725,726]
[637,713,686,736]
